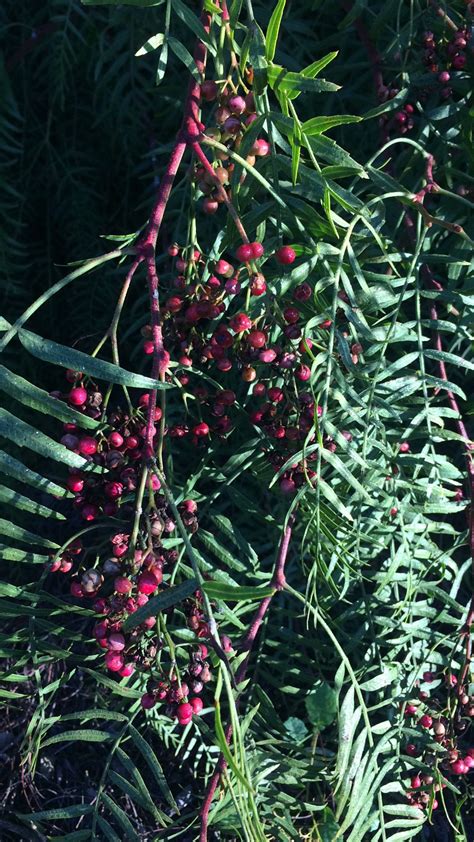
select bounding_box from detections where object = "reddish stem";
[199,517,294,841]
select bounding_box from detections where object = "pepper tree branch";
[199,516,294,842]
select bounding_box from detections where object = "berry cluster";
[48,373,216,724]
[402,669,474,811]
[150,240,330,492]
[422,26,470,99]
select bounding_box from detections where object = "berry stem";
[191,141,249,242]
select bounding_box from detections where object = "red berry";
[190,697,203,714]
[203,198,218,214]
[252,138,270,157]
[108,431,124,448]
[228,95,246,114]
[283,307,300,324]
[177,702,193,723]
[405,744,419,756]
[215,259,233,277]
[294,282,311,301]
[78,436,97,456]
[66,475,84,493]
[250,274,266,295]
[229,313,252,332]
[193,422,209,437]
[249,241,264,259]
[296,364,311,382]
[280,477,296,494]
[119,663,134,678]
[115,577,132,594]
[235,243,254,263]
[105,481,123,500]
[137,571,160,595]
[247,330,266,348]
[399,442,410,453]
[450,760,467,775]
[69,386,88,406]
[105,651,124,672]
[200,80,218,101]
[276,246,296,265]
[81,503,99,522]
[419,714,433,729]
[141,692,157,709]
[411,776,421,789]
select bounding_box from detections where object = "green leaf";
[0,546,49,564]
[135,33,165,57]
[202,582,275,601]
[41,729,114,747]
[17,328,172,390]
[268,65,339,95]
[0,450,64,497]
[302,115,362,135]
[101,793,140,842]
[424,348,474,372]
[171,0,216,55]
[168,36,200,80]
[284,716,308,742]
[248,22,268,94]
[0,409,86,469]
[0,366,99,429]
[305,681,338,729]
[265,0,286,63]
[128,724,178,812]
[0,485,65,520]
[0,518,59,550]
[122,578,199,631]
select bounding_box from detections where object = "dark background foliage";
[1,1,473,840]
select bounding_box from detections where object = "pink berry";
[438,71,450,83]
[137,571,160,595]
[107,632,126,652]
[66,475,84,493]
[193,422,209,437]
[252,138,270,157]
[280,477,296,494]
[200,80,218,101]
[105,651,125,672]
[450,759,467,775]
[78,436,97,456]
[419,714,433,729]
[228,95,246,115]
[215,259,233,277]
[108,432,123,449]
[259,348,276,363]
[203,198,218,214]
[276,246,296,265]
[69,386,88,406]
[190,697,203,714]
[411,775,421,789]
[235,243,254,263]
[177,702,193,723]
[115,577,132,594]
[229,313,252,332]
[104,481,123,500]
[247,330,266,348]
[405,744,419,756]
[249,241,264,259]
[399,442,410,453]
[119,663,134,678]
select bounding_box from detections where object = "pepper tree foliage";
[0,0,473,839]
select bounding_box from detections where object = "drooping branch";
[199,516,294,842]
